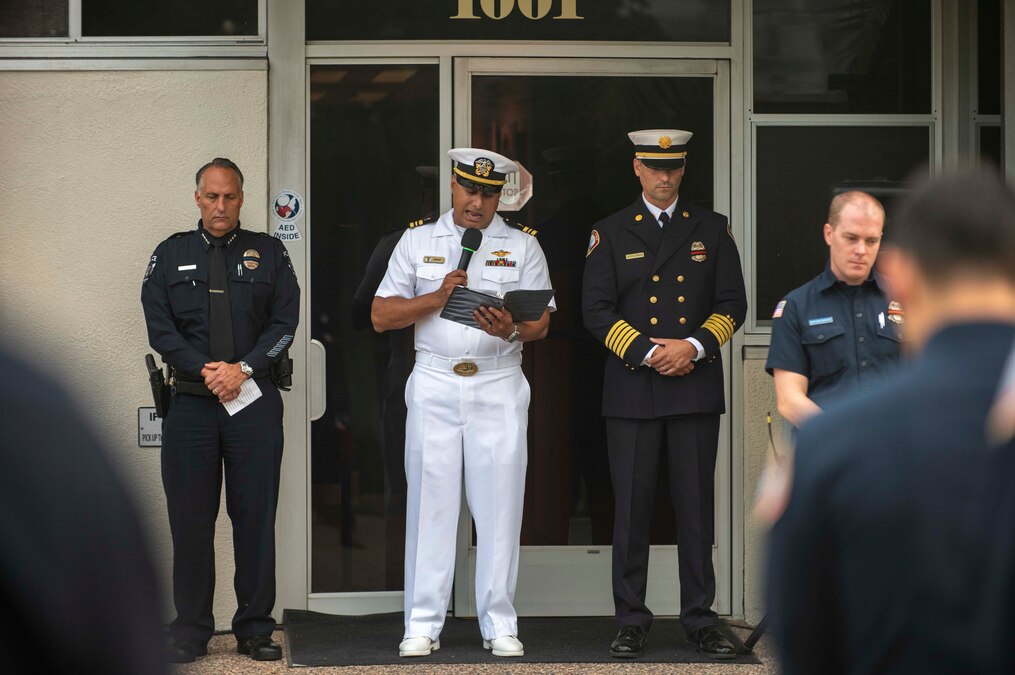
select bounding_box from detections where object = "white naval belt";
[415,351,522,377]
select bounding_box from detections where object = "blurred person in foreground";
[767,166,1015,675]
[0,350,165,674]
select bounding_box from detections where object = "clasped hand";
[202,361,246,402]
[645,338,696,377]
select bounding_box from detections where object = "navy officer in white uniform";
[372,148,554,658]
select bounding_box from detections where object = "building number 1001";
[452,0,583,20]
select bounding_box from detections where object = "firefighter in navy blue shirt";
[141,158,300,664]
[583,129,747,660]
[766,191,902,428]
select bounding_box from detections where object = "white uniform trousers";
[403,356,530,641]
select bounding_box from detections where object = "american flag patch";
[772,300,786,319]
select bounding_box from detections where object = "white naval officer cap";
[448,148,519,195]
[628,129,693,170]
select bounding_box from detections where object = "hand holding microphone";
[438,228,483,301]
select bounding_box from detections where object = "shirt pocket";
[801,324,847,379]
[876,322,903,357]
[415,261,451,293]
[232,268,273,320]
[481,267,521,287]
[167,266,208,317]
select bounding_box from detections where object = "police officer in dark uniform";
[766,191,901,428]
[141,158,300,663]
[583,130,747,659]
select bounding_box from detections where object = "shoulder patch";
[407,215,437,229]
[142,255,157,285]
[586,229,601,257]
[772,300,786,319]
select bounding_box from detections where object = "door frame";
[451,56,736,618]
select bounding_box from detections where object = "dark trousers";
[607,414,720,633]
[161,381,284,643]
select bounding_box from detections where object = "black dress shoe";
[687,625,736,659]
[237,634,283,661]
[165,638,207,664]
[610,625,648,658]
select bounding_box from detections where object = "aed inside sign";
[138,407,162,447]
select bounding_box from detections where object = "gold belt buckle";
[453,361,479,377]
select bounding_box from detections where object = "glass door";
[307,60,441,614]
[452,58,733,617]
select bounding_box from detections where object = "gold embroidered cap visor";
[449,147,519,194]
[628,129,693,170]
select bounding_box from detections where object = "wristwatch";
[239,361,254,378]
[505,324,520,343]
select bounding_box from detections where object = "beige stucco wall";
[0,69,267,630]
[742,349,789,625]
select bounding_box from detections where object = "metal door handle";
[309,338,326,421]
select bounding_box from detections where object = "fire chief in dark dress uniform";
[583,130,747,659]
[141,158,300,664]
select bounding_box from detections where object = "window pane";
[307,0,729,42]
[753,0,931,114]
[82,0,256,36]
[756,126,930,324]
[0,1,68,37]
[980,126,1001,169]
[309,64,439,593]
[978,0,1001,115]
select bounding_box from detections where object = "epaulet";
[504,218,539,237]
[168,230,191,240]
[407,215,437,229]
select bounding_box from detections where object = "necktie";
[658,211,670,228]
[209,237,234,362]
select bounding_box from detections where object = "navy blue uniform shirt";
[141,221,300,379]
[766,265,902,409]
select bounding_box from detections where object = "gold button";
[678,296,685,303]
[651,275,660,282]
[635,214,643,222]
[679,317,687,325]
[677,275,685,282]
[650,317,658,325]
[650,296,657,304]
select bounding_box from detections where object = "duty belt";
[415,352,522,376]
[173,379,215,396]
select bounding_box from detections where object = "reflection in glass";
[82,0,256,36]
[310,65,439,592]
[308,0,728,43]
[472,75,715,547]
[753,0,930,114]
[0,0,68,37]
[755,126,930,324]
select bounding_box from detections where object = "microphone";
[457,228,483,271]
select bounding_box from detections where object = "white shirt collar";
[641,194,678,225]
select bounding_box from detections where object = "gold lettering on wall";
[451,0,583,20]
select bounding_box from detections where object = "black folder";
[440,286,555,329]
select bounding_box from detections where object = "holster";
[145,353,172,418]
[271,349,294,391]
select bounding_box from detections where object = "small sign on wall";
[138,407,162,447]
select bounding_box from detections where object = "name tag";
[625,252,645,260]
[808,316,834,326]
[177,264,197,271]
[423,256,445,264]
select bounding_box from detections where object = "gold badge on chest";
[690,241,707,263]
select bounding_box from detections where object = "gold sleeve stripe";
[605,320,640,358]
[702,313,735,346]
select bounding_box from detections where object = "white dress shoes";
[398,636,439,657]
[483,635,525,657]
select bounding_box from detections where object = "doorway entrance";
[307,57,732,618]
